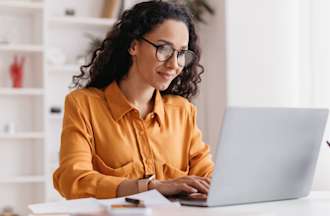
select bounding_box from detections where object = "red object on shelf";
[9,55,25,88]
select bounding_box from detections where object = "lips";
[157,71,175,80]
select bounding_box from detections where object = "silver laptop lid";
[207,107,328,207]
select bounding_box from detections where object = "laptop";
[180,107,328,207]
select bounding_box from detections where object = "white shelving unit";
[0,88,44,96]
[0,1,44,16]
[0,0,46,215]
[0,0,141,215]
[48,114,63,120]
[0,1,44,10]
[48,16,116,27]
[0,44,44,53]
[0,176,46,184]
[0,132,44,139]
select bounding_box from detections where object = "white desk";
[153,191,330,216]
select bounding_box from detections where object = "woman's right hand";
[148,176,211,198]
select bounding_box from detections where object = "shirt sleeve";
[188,104,215,177]
[53,94,127,199]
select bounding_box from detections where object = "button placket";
[136,119,155,175]
[146,112,157,128]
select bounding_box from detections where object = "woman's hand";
[149,176,210,198]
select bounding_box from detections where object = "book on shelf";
[102,0,122,19]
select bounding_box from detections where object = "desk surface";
[153,191,330,216]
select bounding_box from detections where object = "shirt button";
[132,110,139,117]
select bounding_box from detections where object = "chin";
[153,81,171,91]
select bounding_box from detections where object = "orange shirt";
[53,82,214,199]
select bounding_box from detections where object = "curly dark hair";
[72,0,204,101]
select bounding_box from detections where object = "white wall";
[199,0,330,189]
[225,0,300,107]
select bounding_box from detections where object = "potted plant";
[169,0,215,24]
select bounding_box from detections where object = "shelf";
[48,64,81,73]
[48,114,63,120]
[0,175,45,183]
[0,132,44,139]
[48,16,116,28]
[0,44,44,53]
[0,88,44,96]
[0,1,44,12]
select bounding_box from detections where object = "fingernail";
[192,188,198,193]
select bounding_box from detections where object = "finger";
[188,192,208,200]
[178,183,198,194]
[203,177,211,185]
[190,177,210,192]
[198,179,210,191]
[185,179,209,194]
[193,176,211,185]
[175,177,209,194]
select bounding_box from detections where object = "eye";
[158,44,172,52]
[157,44,173,57]
[178,50,187,56]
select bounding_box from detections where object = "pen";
[125,197,143,205]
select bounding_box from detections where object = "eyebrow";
[157,39,188,50]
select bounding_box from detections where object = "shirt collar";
[104,82,165,126]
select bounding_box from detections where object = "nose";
[165,52,180,69]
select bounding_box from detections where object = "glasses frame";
[140,37,195,68]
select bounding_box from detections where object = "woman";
[53,1,214,200]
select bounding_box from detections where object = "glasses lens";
[156,44,196,67]
[181,50,195,67]
[156,45,173,61]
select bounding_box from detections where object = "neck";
[118,69,155,111]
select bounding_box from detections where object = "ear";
[128,39,139,56]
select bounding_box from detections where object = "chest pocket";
[92,154,135,178]
[163,162,189,179]
[155,159,189,180]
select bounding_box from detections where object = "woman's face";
[129,19,189,91]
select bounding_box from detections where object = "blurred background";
[0,0,329,215]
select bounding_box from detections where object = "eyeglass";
[140,37,196,68]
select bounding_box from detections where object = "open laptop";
[180,107,328,207]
